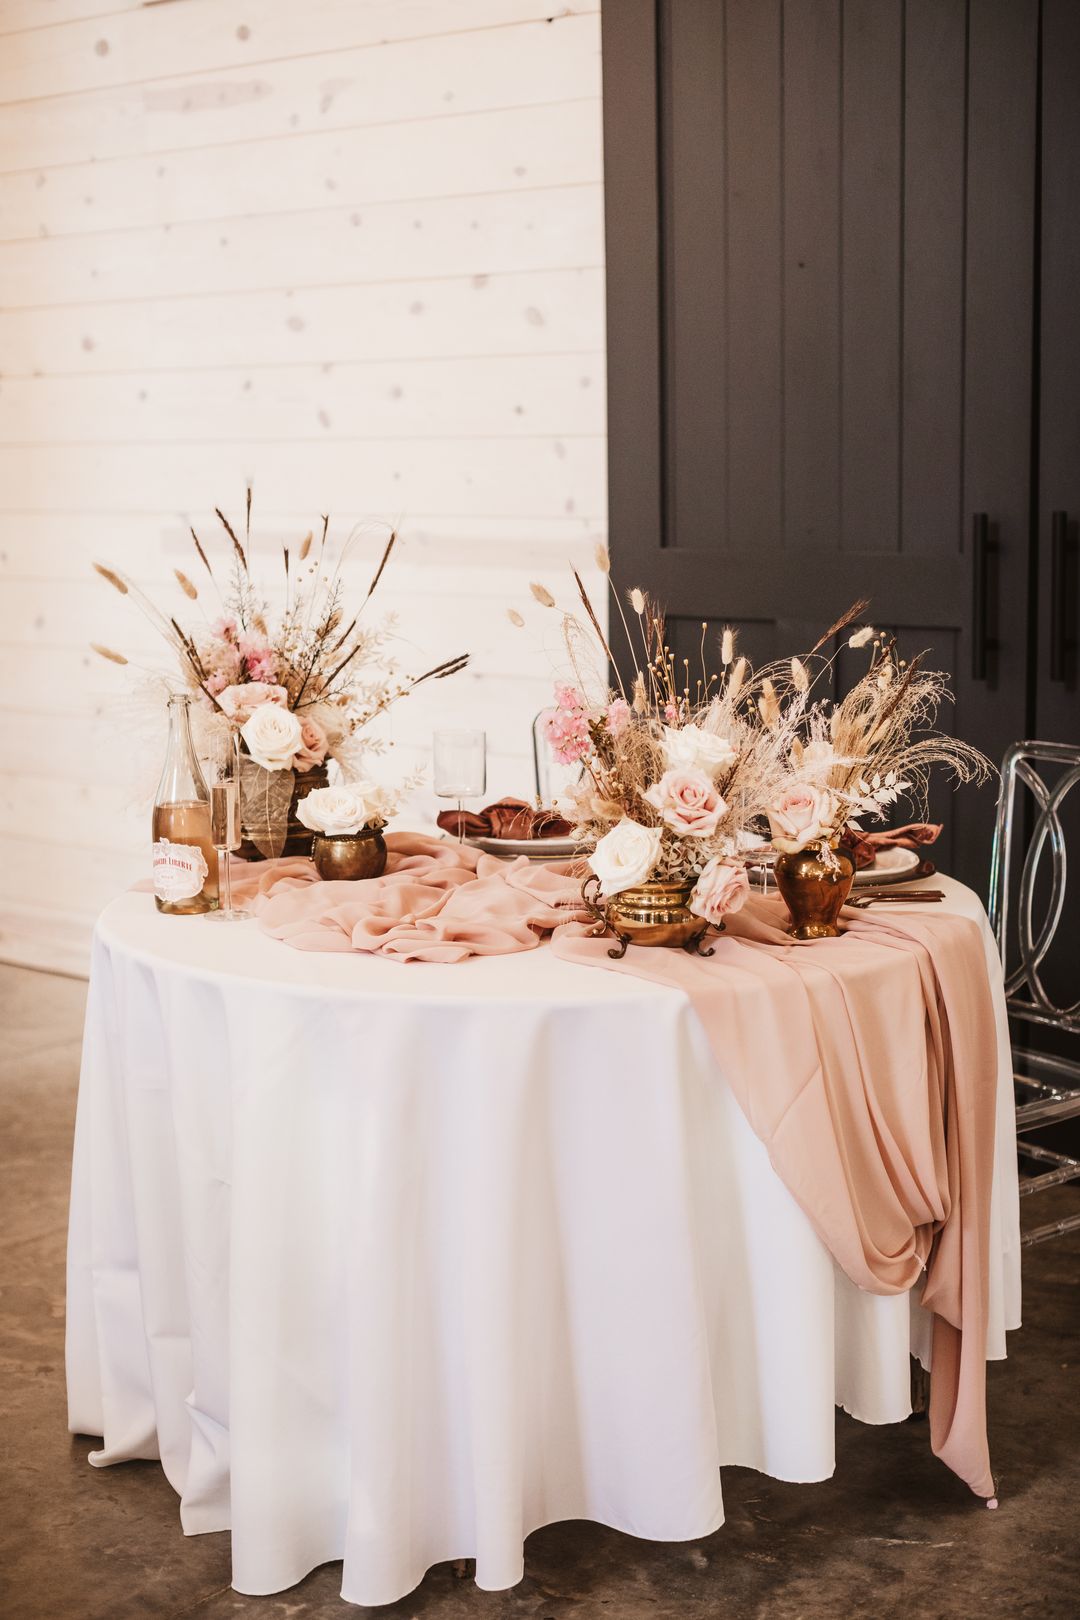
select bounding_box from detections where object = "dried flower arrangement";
[520,564,990,922]
[759,603,992,866]
[92,491,468,855]
[517,548,791,928]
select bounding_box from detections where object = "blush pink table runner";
[218,833,999,1500]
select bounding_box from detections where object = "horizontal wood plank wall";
[0,0,606,975]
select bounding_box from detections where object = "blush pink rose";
[689,857,750,925]
[294,716,329,772]
[767,783,837,854]
[217,682,289,724]
[644,768,726,837]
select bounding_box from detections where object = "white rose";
[662,723,738,778]
[767,783,838,854]
[240,703,303,771]
[296,782,381,836]
[588,817,662,897]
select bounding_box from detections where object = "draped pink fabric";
[553,896,999,1500]
[209,834,1000,1498]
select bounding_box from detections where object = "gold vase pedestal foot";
[311,826,388,881]
[773,845,855,939]
[581,874,717,958]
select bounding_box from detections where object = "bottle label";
[153,838,209,902]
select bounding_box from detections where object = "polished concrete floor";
[2,960,1077,1620]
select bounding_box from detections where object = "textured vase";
[238,764,329,861]
[311,826,388,881]
[773,844,855,940]
[583,875,713,958]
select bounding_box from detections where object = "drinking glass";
[433,729,486,841]
[204,731,251,921]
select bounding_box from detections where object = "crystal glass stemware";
[203,730,251,921]
[433,729,486,841]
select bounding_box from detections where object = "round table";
[66,882,1021,1608]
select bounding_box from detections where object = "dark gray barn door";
[603,0,1039,891]
[1037,0,1080,745]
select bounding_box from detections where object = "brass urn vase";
[311,825,388,881]
[773,843,855,940]
[582,874,715,958]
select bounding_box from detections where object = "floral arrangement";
[758,606,991,866]
[522,555,797,927]
[92,491,467,854]
[524,564,989,927]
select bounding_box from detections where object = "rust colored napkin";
[435,798,573,841]
[841,821,943,871]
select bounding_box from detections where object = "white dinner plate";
[465,834,582,861]
[851,845,923,885]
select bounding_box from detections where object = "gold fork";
[845,889,945,908]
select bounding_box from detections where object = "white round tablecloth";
[66,882,1021,1608]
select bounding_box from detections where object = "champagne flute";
[204,731,251,921]
[433,729,486,842]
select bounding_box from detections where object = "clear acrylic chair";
[988,741,1080,1246]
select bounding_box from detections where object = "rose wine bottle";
[152,693,219,914]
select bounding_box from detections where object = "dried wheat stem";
[93,562,128,595]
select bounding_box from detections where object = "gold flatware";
[845,890,945,908]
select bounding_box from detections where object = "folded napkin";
[840,821,943,871]
[435,797,573,841]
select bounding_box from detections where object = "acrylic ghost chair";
[988,740,1080,1245]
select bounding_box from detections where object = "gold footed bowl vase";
[581,873,715,959]
[311,825,388,881]
[773,843,855,940]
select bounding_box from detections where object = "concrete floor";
[1,961,1077,1620]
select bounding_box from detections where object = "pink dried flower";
[238,633,277,683]
[542,709,591,765]
[606,698,631,736]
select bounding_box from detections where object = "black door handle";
[971,513,997,681]
[1050,510,1071,683]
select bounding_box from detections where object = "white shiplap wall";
[0,0,607,975]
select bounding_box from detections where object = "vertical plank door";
[602,0,1040,893]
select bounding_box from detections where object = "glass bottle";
[151,693,219,914]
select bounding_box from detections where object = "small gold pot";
[311,826,388,881]
[582,874,714,958]
[773,843,854,940]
